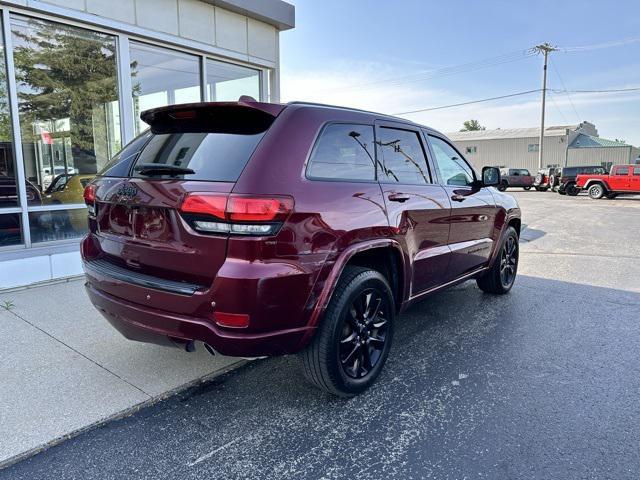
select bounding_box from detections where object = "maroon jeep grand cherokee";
[82,100,521,396]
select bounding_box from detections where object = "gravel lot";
[2,191,639,480]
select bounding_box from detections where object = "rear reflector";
[214,312,250,328]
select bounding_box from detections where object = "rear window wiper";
[134,163,195,176]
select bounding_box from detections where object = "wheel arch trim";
[296,239,406,349]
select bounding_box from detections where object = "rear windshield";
[131,132,264,182]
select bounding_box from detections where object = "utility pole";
[533,43,557,169]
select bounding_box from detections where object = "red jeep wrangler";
[576,164,640,199]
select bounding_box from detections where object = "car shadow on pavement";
[4,275,640,480]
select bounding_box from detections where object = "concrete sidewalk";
[0,278,243,468]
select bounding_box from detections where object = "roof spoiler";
[140,101,286,135]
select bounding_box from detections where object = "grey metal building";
[0,0,294,289]
[448,122,639,173]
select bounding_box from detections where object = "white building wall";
[567,147,634,167]
[454,135,569,172]
[34,0,279,62]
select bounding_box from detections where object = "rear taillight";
[83,184,96,215]
[180,193,293,236]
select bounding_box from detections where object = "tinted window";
[132,131,265,182]
[615,167,629,175]
[100,131,153,177]
[634,167,640,176]
[429,136,475,186]
[378,127,430,184]
[307,124,375,181]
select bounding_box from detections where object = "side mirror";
[482,166,500,187]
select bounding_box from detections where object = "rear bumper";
[85,281,313,357]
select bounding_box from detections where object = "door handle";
[451,194,466,202]
[388,193,410,202]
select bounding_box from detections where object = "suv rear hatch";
[84,102,284,305]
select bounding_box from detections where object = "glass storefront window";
[0,17,18,209]
[11,15,121,209]
[28,208,88,244]
[206,60,260,102]
[130,42,201,136]
[0,213,23,247]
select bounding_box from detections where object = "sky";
[279,0,640,146]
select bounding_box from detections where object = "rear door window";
[377,127,431,184]
[306,123,376,181]
[615,167,629,175]
[131,131,265,182]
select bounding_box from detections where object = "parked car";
[553,165,607,196]
[81,100,521,397]
[576,164,640,199]
[533,168,554,191]
[44,173,95,205]
[498,168,534,191]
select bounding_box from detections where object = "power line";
[553,87,640,93]
[393,89,542,115]
[315,49,536,94]
[550,58,581,122]
[393,86,640,116]
[559,37,640,52]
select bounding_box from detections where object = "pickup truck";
[576,164,640,199]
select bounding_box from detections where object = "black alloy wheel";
[300,266,395,397]
[499,234,518,289]
[339,289,389,379]
[477,226,519,294]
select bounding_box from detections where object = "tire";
[476,226,519,294]
[566,182,579,196]
[558,188,567,196]
[534,186,542,191]
[588,183,604,199]
[539,187,549,192]
[300,266,395,397]
[497,181,508,192]
[523,186,532,191]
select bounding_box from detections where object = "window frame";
[425,133,478,187]
[304,121,379,184]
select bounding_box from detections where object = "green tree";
[11,18,118,168]
[460,119,486,132]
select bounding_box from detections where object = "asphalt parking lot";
[2,191,639,480]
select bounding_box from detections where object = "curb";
[0,358,248,471]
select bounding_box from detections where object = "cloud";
[280,63,640,146]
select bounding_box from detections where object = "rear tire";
[300,266,395,397]
[588,184,605,199]
[497,181,508,192]
[523,186,532,191]
[477,226,519,294]
[566,182,579,196]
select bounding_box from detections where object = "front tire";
[477,226,519,294]
[300,266,395,397]
[588,184,604,199]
